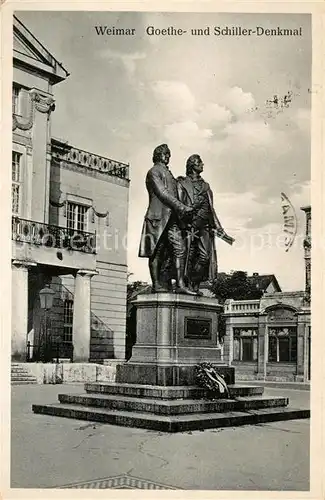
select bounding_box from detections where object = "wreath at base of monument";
[195,362,230,399]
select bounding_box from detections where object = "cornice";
[52,160,130,188]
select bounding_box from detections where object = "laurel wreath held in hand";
[195,362,230,399]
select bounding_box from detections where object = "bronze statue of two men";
[139,144,234,296]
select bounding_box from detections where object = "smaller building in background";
[246,273,281,294]
[223,291,310,382]
[223,206,311,383]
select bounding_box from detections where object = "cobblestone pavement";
[10,384,310,490]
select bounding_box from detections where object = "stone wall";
[233,361,297,382]
[26,362,117,384]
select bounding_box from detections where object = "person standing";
[138,144,196,295]
[177,154,234,294]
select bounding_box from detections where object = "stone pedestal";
[33,295,310,432]
[117,293,234,386]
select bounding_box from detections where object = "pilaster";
[295,315,308,382]
[256,314,267,380]
[29,89,55,223]
[223,318,233,366]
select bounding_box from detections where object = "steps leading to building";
[11,363,37,385]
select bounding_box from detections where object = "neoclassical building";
[12,16,129,363]
[223,207,311,382]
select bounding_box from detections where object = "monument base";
[32,293,310,431]
[116,362,235,386]
[117,293,234,386]
[130,293,223,364]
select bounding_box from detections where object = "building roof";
[13,15,69,84]
[209,272,282,294]
[247,274,282,293]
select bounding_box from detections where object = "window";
[63,299,73,342]
[66,202,88,232]
[233,328,258,362]
[268,327,297,363]
[12,85,20,114]
[12,152,22,215]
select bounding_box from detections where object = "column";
[72,269,98,362]
[257,315,267,380]
[223,317,233,366]
[11,260,36,360]
[295,316,307,382]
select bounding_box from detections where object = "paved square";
[11,384,310,490]
[59,474,178,489]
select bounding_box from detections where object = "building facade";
[12,16,129,363]
[301,205,311,301]
[223,207,311,382]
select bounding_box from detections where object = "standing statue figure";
[177,154,235,294]
[138,144,197,295]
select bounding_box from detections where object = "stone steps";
[31,380,309,432]
[11,364,37,385]
[32,403,310,432]
[84,382,264,399]
[58,392,288,415]
[11,380,37,385]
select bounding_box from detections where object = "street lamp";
[39,284,55,310]
[39,284,55,362]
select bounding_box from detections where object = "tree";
[210,271,263,303]
[127,280,148,301]
[125,277,150,360]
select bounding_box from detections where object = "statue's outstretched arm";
[209,189,235,245]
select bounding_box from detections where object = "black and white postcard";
[0,1,324,498]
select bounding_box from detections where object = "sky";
[17,11,311,290]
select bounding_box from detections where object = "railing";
[51,143,129,181]
[54,282,115,361]
[26,340,73,362]
[224,299,260,313]
[58,283,115,339]
[12,216,96,254]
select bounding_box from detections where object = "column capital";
[76,269,99,278]
[12,259,37,269]
[30,89,55,114]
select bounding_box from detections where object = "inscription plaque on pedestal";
[184,317,212,339]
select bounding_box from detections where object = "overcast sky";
[17,11,311,290]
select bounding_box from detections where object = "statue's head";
[186,154,204,175]
[152,144,171,165]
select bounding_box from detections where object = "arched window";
[268,327,297,363]
[266,306,297,363]
[233,328,258,361]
